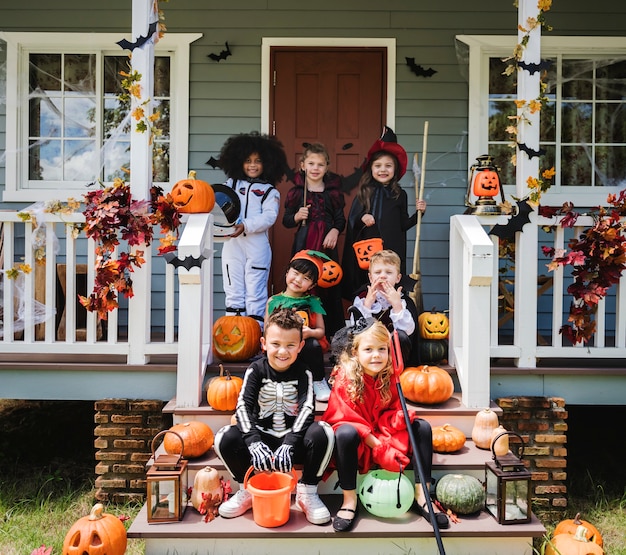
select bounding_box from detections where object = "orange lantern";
[465,155,507,215]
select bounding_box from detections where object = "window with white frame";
[1,32,201,202]
[458,35,626,205]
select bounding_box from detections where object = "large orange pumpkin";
[62,503,127,555]
[418,309,449,340]
[399,365,454,405]
[546,525,604,555]
[553,513,603,547]
[213,313,262,362]
[171,170,216,213]
[164,421,214,458]
[206,364,244,411]
[432,423,466,453]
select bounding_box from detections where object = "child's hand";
[322,228,339,249]
[416,199,427,213]
[229,223,245,238]
[249,441,273,472]
[295,205,310,223]
[361,214,375,227]
[379,283,403,312]
[273,444,294,473]
[372,443,410,472]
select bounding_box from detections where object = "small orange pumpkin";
[171,170,216,213]
[418,309,449,340]
[553,513,603,547]
[472,168,500,198]
[164,421,214,458]
[546,525,604,555]
[318,259,343,288]
[399,365,454,405]
[206,364,244,411]
[353,237,384,270]
[432,423,466,453]
[62,503,127,555]
[212,313,262,362]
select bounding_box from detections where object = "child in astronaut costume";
[218,132,288,326]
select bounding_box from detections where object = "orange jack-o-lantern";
[212,313,262,362]
[318,259,343,288]
[418,309,449,340]
[63,503,127,555]
[171,170,216,213]
[472,169,500,198]
[294,310,310,327]
[353,238,384,270]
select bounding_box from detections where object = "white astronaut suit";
[221,177,280,324]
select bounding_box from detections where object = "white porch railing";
[450,213,626,408]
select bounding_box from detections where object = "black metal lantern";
[146,430,189,524]
[485,431,532,524]
[465,155,509,215]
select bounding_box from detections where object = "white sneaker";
[313,378,331,402]
[218,488,252,518]
[296,483,330,525]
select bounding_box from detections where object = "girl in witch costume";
[266,250,332,401]
[218,132,288,327]
[341,127,427,300]
[282,143,346,337]
[322,320,449,532]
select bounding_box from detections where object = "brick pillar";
[94,399,169,504]
[495,396,568,520]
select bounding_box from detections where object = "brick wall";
[94,399,170,504]
[496,396,568,520]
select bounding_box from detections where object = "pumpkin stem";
[188,170,197,179]
[219,363,232,381]
[573,525,590,542]
[573,512,582,524]
[89,503,105,521]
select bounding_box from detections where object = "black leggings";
[333,419,433,491]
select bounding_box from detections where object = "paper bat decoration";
[517,59,552,75]
[116,21,158,51]
[208,42,232,62]
[405,57,437,78]
[489,199,533,240]
[206,156,221,169]
[164,252,206,270]
[518,143,546,159]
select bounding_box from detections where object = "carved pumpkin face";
[212,314,262,362]
[294,310,310,327]
[472,169,500,198]
[318,259,343,288]
[171,171,216,213]
[353,238,384,270]
[418,310,449,339]
[63,503,127,555]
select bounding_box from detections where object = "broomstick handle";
[413,121,429,276]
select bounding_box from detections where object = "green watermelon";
[435,473,485,515]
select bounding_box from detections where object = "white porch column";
[514,0,541,368]
[127,0,156,363]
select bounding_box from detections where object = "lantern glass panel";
[502,478,528,522]
[485,465,499,518]
[150,477,178,520]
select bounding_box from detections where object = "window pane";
[489,100,515,141]
[596,59,626,101]
[155,57,171,97]
[104,56,128,95]
[64,96,96,138]
[562,60,593,100]
[29,139,62,180]
[489,57,515,98]
[154,99,170,139]
[487,145,515,186]
[30,54,61,92]
[104,97,131,139]
[29,96,62,137]
[64,140,97,180]
[104,141,130,181]
[540,100,556,142]
[595,146,626,187]
[596,103,626,143]
[64,54,95,94]
[561,145,592,186]
[562,103,592,143]
[153,143,170,182]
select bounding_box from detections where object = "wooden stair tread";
[128,495,545,539]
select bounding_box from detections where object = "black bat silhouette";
[206,156,221,169]
[517,59,551,75]
[405,57,437,78]
[164,252,206,271]
[518,143,546,159]
[116,21,158,52]
[489,200,533,240]
[208,42,232,62]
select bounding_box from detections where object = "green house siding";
[1,0,625,319]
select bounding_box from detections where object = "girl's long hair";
[336,321,394,406]
[356,150,403,213]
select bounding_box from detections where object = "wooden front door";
[269,47,386,295]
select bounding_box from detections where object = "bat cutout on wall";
[405,58,437,78]
[208,42,232,62]
[517,59,552,75]
[206,156,221,169]
[518,143,546,159]
[116,21,158,51]
[164,252,206,270]
[489,199,533,240]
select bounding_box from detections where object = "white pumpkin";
[190,466,223,512]
[490,426,510,457]
[471,408,500,449]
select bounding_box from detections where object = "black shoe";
[333,506,358,532]
[417,501,450,529]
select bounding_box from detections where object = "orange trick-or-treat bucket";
[243,466,297,527]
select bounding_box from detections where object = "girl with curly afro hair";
[218,132,288,327]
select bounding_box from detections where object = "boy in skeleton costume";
[214,309,334,525]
